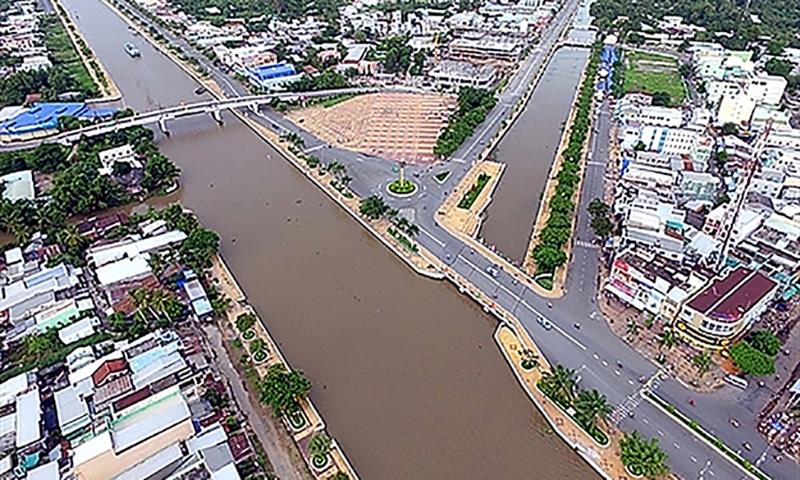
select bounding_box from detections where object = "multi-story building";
[621,193,687,261]
[605,246,707,318]
[428,60,497,89]
[447,34,522,63]
[675,266,778,349]
[717,90,756,126]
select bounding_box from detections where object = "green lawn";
[42,16,97,96]
[623,51,686,106]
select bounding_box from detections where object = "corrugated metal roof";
[16,388,41,448]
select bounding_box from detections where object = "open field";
[286,92,456,164]
[623,50,686,105]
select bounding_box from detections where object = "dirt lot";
[286,92,456,164]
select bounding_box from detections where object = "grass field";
[623,50,686,105]
[42,16,97,97]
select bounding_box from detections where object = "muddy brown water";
[480,47,590,263]
[62,0,598,477]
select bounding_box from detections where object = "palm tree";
[396,217,409,231]
[57,224,88,255]
[149,288,175,320]
[619,430,670,478]
[520,348,539,370]
[540,364,577,404]
[657,330,677,350]
[406,223,420,237]
[340,175,352,186]
[692,353,713,378]
[130,288,159,322]
[626,320,641,339]
[575,389,613,430]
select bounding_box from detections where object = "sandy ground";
[287,92,456,165]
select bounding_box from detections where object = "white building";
[717,91,756,126]
[745,73,787,106]
[98,145,141,176]
[428,60,497,89]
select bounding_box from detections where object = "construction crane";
[714,119,773,271]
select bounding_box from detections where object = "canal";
[479,47,590,262]
[63,0,598,478]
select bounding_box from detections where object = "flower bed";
[458,173,491,209]
[388,179,417,195]
[252,349,268,363]
[287,408,307,430]
[242,329,256,341]
[536,381,609,447]
[311,454,330,470]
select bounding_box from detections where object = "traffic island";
[387,179,418,197]
[439,161,504,237]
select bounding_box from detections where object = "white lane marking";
[592,353,599,360]
[690,456,697,463]
[419,228,445,247]
[657,430,664,436]
[642,418,649,424]
[602,360,608,366]
[304,144,324,154]
[673,443,681,450]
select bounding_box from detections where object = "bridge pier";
[157,117,170,136]
[210,108,223,125]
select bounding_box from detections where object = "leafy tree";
[549,194,575,214]
[259,364,312,416]
[249,338,266,355]
[721,122,737,136]
[359,195,389,221]
[179,228,220,272]
[588,199,609,217]
[539,364,577,405]
[590,215,614,238]
[729,341,776,375]
[57,224,90,256]
[575,389,613,429]
[331,473,350,480]
[764,58,794,79]
[142,154,181,192]
[747,330,780,357]
[626,320,641,339]
[378,35,412,74]
[532,244,567,272]
[651,91,671,107]
[619,430,670,478]
[539,226,570,248]
[520,348,539,370]
[50,160,128,216]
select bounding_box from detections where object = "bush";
[729,341,775,375]
[236,313,257,332]
[457,173,491,209]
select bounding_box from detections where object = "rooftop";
[688,267,777,322]
[0,103,115,136]
[16,388,40,448]
[0,170,34,201]
[112,386,190,452]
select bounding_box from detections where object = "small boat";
[124,42,140,57]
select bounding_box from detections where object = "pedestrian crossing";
[575,240,599,249]
[609,370,665,425]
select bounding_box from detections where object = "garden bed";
[536,382,609,447]
[458,173,491,209]
[286,408,308,431]
[242,329,256,341]
[388,179,417,195]
[310,454,330,471]
[252,349,268,363]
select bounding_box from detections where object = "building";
[675,266,778,348]
[244,63,303,91]
[622,194,687,261]
[745,73,787,106]
[717,91,756,126]
[18,55,51,72]
[605,246,707,318]
[678,171,721,202]
[0,170,34,201]
[98,144,141,176]
[448,34,522,63]
[428,60,497,89]
[0,103,115,143]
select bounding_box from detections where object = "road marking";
[658,430,664,436]
[691,456,697,463]
[642,418,649,424]
[419,228,445,247]
[614,369,620,376]
[673,443,681,450]
[304,144,324,154]
[592,353,599,360]
[602,360,608,366]
[628,379,634,385]
[518,300,588,350]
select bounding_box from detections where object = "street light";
[697,459,712,480]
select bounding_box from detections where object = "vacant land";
[286,92,456,164]
[623,50,686,105]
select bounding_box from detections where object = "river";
[63,0,598,478]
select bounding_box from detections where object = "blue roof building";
[0,102,116,141]
[244,63,303,91]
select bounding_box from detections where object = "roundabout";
[387,179,418,197]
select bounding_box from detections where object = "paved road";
[65,0,798,478]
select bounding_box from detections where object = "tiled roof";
[92,358,129,387]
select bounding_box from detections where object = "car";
[486,265,500,278]
[538,316,552,330]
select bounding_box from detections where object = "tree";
[57,224,89,256]
[651,91,671,107]
[540,364,577,405]
[590,215,614,238]
[142,154,181,192]
[626,320,640,339]
[656,330,677,350]
[721,122,738,136]
[747,330,780,357]
[532,244,567,272]
[539,226,570,248]
[236,312,257,332]
[520,348,539,370]
[179,228,220,272]
[588,198,609,217]
[331,473,350,480]
[406,223,420,237]
[619,430,670,478]
[692,353,713,378]
[764,58,794,79]
[259,364,312,416]
[308,432,332,462]
[359,195,389,221]
[575,389,612,429]
[729,341,775,375]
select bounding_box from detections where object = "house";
[98,144,141,176]
[0,170,35,202]
[675,266,778,349]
